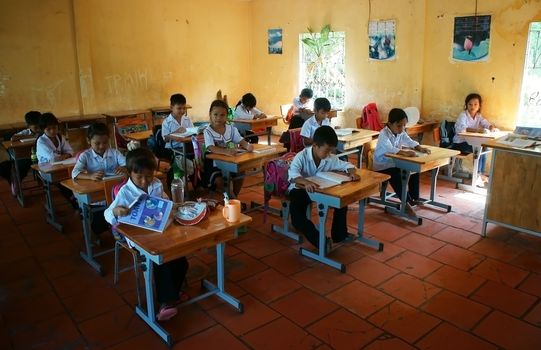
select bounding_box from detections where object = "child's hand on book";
[245,144,254,152]
[401,149,417,157]
[113,206,130,218]
[349,173,360,181]
[90,171,104,181]
[418,147,431,154]
[115,166,127,175]
[304,182,319,193]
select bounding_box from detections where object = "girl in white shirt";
[452,93,497,184]
[233,93,267,144]
[204,100,253,196]
[373,108,431,213]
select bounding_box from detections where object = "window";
[299,31,346,109]
[516,22,541,134]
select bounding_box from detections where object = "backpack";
[263,152,296,221]
[361,103,384,131]
[289,128,304,153]
[149,126,168,159]
[440,120,456,148]
[285,105,295,123]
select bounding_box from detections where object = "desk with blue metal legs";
[380,145,459,225]
[336,129,379,167]
[116,209,252,346]
[2,140,35,207]
[295,169,390,272]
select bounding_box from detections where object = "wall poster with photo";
[368,19,396,61]
[268,28,283,54]
[452,15,491,62]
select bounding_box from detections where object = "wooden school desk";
[2,139,36,207]
[406,120,439,143]
[61,177,117,274]
[382,145,460,224]
[124,130,153,148]
[233,115,281,145]
[457,131,509,194]
[297,169,390,272]
[336,128,379,167]
[206,144,287,197]
[481,139,541,237]
[116,209,252,346]
[31,158,77,232]
[59,113,106,129]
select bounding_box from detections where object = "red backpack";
[361,103,384,131]
[263,152,296,221]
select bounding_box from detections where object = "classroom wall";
[422,0,541,130]
[0,0,252,124]
[250,0,427,129]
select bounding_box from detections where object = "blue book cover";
[118,194,174,233]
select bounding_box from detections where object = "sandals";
[156,305,178,321]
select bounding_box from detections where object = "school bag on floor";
[263,152,296,221]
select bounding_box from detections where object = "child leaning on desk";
[300,97,332,146]
[233,92,267,144]
[104,148,189,322]
[203,99,253,197]
[288,125,359,251]
[372,108,431,215]
[36,112,78,209]
[451,93,498,186]
[72,122,127,235]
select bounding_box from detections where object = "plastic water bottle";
[171,163,184,204]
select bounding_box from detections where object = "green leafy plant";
[301,24,332,58]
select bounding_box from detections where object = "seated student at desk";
[288,126,359,251]
[37,112,78,209]
[104,148,189,321]
[233,93,267,144]
[72,122,127,235]
[373,108,431,214]
[204,99,253,197]
[452,93,498,186]
[289,88,314,129]
[300,97,332,146]
[6,111,42,194]
[161,93,194,154]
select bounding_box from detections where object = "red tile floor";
[1,167,541,349]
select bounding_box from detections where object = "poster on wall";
[368,20,396,61]
[268,28,283,54]
[452,15,491,62]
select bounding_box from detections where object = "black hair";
[87,122,109,140]
[464,93,482,112]
[24,111,41,126]
[126,148,157,173]
[239,93,257,108]
[170,93,187,106]
[300,88,313,98]
[313,125,338,147]
[387,108,408,124]
[314,97,331,112]
[209,99,229,113]
[40,112,59,129]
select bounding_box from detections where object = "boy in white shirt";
[300,97,332,146]
[161,93,194,150]
[288,126,359,250]
[290,88,314,128]
[373,108,431,214]
[233,93,267,144]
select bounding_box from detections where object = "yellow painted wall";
[0,0,251,124]
[250,0,426,129]
[0,0,81,122]
[422,0,541,130]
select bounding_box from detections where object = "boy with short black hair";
[161,93,194,150]
[300,97,332,146]
[11,111,42,141]
[288,125,359,250]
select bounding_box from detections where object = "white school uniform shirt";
[453,111,491,144]
[288,146,354,191]
[71,148,126,179]
[36,134,74,164]
[14,128,38,137]
[204,124,244,167]
[104,177,167,226]
[300,115,331,140]
[372,126,419,171]
[291,96,313,119]
[161,113,194,149]
[233,104,263,134]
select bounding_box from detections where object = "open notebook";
[335,128,360,137]
[305,171,352,189]
[170,127,200,138]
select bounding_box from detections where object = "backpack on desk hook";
[263,152,296,221]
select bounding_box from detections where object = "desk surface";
[337,128,379,142]
[483,139,541,157]
[125,130,153,141]
[314,168,389,200]
[103,109,151,118]
[61,178,107,194]
[31,159,76,174]
[458,131,509,140]
[406,121,439,136]
[117,209,252,262]
[150,105,192,114]
[233,116,280,125]
[2,139,36,149]
[385,145,459,164]
[206,144,287,164]
[59,114,106,123]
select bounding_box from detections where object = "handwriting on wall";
[104,69,150,96]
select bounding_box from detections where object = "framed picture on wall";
[268,28,283,54]
[452,15,491,62]
[368,20,396,61]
